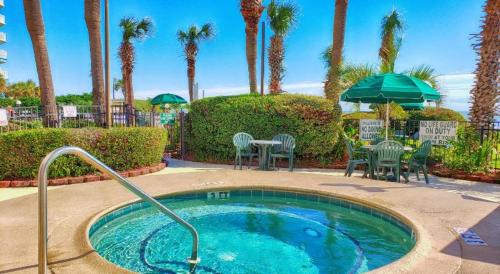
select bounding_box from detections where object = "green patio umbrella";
[341,73,440,139]
[400,103,424,110]
[151,93,187,105]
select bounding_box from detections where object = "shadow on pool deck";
[0,250,96,273]
[320,182,418,193]
[440,205,500,272]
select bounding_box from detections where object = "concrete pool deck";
[0,161,499,273]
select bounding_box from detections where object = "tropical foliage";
[177,23,215,102]
[267,0,298,93]
[4,80,41,98]
[323,9,440,119]
[119,17,154,109]
[469,0,499,127]
[240,0,265,93]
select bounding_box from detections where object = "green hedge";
[408,107,466,122]
[187,94,343,163]
[0,127,167,180]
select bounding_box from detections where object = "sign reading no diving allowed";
[359,119,384,141]
[419,120,458,145]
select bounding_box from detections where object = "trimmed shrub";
[186,94,343,163]
[0,127,167,180]
[342,111,377,120]
[408,107,465,122]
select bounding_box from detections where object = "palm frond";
[404,64,439,89]
[135,17,154,40]
[380,10,404,39]
[199,23,215,40]
[177,30,189,44]
[267,0,298,37]
[341,63,377,88]
[178,23,215,45]
[321,45,332,68]
[119,17,138,42]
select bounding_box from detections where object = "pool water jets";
[89,189,415,274]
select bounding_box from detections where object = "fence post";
[180,111,185,160]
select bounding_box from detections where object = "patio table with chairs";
[345,138,432,184]
[233,132,295,171]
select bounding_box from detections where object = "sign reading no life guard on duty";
[419,120,458,145]
[359,119,384,141]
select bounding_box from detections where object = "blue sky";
[2,0,483,111]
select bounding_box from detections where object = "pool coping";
[84,185,425,274]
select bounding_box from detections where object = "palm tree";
[0,75,6,95]
[177,23,215,102]
[469,0,498,127]
[324,0,348,103]
[379,10,404,73]
[118,17,153,112]
[6,80,41,98]
[240,0,265,93]
[23,0,58,126]
[84,0,105,124]
[267,0,297,94]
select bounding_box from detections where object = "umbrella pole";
[385,99,389,140]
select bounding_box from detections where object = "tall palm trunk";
[187,58,196,102]
[84,0,105,125]
[23,0,58,127]
[120,41,135,125]
[241,1,264,93]
[324,0,348,104]
[469,0,499,127]
[269,35,283,93]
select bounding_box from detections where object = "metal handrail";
[37,146,200,274]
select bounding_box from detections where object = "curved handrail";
[37,146,199,274]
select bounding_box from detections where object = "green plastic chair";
[233,132,258,170]
[374,140,404,182]
[345,139,370,177]
[405,140,432,184]
[269,134,295,171]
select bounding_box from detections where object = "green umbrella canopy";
[400,103,424,110]
[340,73,441,104]
[151,93,187,105]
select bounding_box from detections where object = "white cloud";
[135,73,475,112]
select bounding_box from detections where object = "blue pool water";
[89,189,415,273]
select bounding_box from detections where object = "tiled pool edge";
[85,185,423,273]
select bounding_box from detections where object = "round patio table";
[361,145,413,180]
[250,140,282,170]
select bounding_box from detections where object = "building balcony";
[0,32,5,44]
[0,14,4,26]
[0,69,7,80]
[0,49,6,63]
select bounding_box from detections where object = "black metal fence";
[344,119,500,171]
[0,104,162,133]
